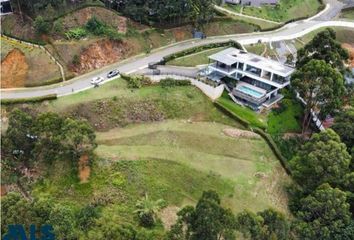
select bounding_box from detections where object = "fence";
[1,34,66,83]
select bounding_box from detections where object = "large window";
[245,65,261,77]
[237,62,244,70]
[272,74,287,84]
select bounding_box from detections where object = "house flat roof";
[209,47,294,76]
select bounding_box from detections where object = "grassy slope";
[95,121,290,213]
[217,93,267,129]
[167,47,224,67]
[225,0,322,22]
[27,79,290,237]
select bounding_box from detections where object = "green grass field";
[340,9,354,20]
[167,47,224,67]
[217,93,268,129]
[267,99,302,135]
[225,0,322,22]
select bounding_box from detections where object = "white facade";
[206,47,294,109]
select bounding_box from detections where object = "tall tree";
[291,59,345,133]
[188,0,215,30]
[167,190,236,240]
[294,184,353,240]
[289,129,351,191]
[332,108,354,150]
[236,209,290,240]
[296,28,349,70]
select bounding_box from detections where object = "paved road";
[2,8,354,100]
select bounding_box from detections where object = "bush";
[86,16,106,35]
[1,94,57,105]
[160,78,191,88]
[34,16,51,35]
[72,54,80,65]
[65,28,87,40]
[121,74,152,89]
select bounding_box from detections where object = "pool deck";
[236,82,267,97]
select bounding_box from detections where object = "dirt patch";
[342,43,354,67]
[78,154,91,183]
[72,39,129,74]
[1,48,28,88]
[158,206,180,230]
[223,128,260,139]
[59,7,127,33]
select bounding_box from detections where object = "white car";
[91,77,104,85]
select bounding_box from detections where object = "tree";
[290,129,351,191]
[332,108,354,150]
[1,109,36,198]
[167,190,236,240]
[33,112,65,163]
[294,184,353,240]
[291,59,345,133]
[134,194,165,227]
[236,209,290,240]
[61,118,97,161]
[34,15,50,35]
[188,0,215,30]
[296,28,349,70]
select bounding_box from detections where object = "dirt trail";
[1,48,28,88]
[78,154,91,183]
[343,43,354,67]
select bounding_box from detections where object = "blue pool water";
[238,86,264,98]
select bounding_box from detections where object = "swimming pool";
[237,85,265,98]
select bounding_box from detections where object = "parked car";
[107,70,120,78]
[91,77,104,85]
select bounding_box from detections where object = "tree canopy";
[332,108,354,150]
[291,59,345,132]
[296,28,349,70]
[294,184,353,240]
[290,129,351,191]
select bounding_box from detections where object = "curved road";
[2,8,354,99]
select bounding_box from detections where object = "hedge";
[252,128,292,175]
[162,40,243,64]
[1,32,46,45]
[214,101,250,128]
[24,77,63,88]
[1,94,58,105]
[160,78,191,88]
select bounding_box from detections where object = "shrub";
[86,16,106,35]
[160,78,191,88]
[121,74,152,89]
[34,16,51,35]
[65,28,87,40]
[53,20,63,33]
[72,54,80,65]
[1,94,57,105]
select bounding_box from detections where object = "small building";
[0,0,12,16]
[225,0,278,7]
[204,47,294,110]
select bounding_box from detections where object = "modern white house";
[203,47,295,110]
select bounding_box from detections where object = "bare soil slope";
[1,48,28,88]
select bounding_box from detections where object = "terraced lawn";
[95,120,290,213]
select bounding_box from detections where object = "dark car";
[107,70,120,78]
